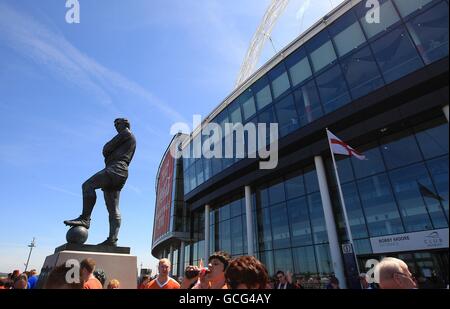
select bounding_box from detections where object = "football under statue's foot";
[64,217,91,229]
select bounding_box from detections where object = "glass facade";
[327,116,448,249]
[183,0,448,194]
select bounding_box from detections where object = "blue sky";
[0,0,343,274]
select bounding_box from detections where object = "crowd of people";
[0,254,447,290]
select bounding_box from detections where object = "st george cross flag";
[327,129,366,160]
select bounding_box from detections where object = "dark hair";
[44,264,83,289]
[330,276,339,285]
[93,268,107,286]
[276,270,285,277]
[80,258,96,274]
[225,256,269,289]
[208,251,231,271]
[114,118,130,129]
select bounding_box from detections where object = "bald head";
[375,257,416,289]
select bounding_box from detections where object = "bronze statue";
[64,118,136,246]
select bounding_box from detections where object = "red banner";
[153,151,174,243]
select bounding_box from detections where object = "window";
[357,0,401,39]
[406,2,449,64]
[292,246,317,275]
[304,166,320,194]
[195,159,204,186]
[393,0,436,18]
[259,186,270,208]
[259,251,274,276]
[228,100,242,124]
[274,94,299,137]
[314,244,333,275]
[380,130,423,170]
[327,156,355,186]
[285,173,306,200]
[219,220,231,253]
[230,199,243,218]
[371,25,424,83]
[218,204,230,222]
[294,79,323,126]
[270,203,291,249]
[268,63,291,99]
[341,182,369,239]
[308,193,329,244]
[351,143,386,179]
[389,163,446,231]
[238,89,256,121]
[257,207,273,251]
[415,119,449,160]
[341,46,385,99]
[268,180,286,205]
[287,197,313,246]
[354,239,373,255]
[426,156,449,221]
[189,164,196,191]
[286,48,313,87]
[231,216,244,255]
[258,107,277,147]
[329,10,367,57]
[358,174,405,237]
[203,158,211,182]
[253,76,273,111]
[307,31,337,73]
[315,64,351,114]
[273,249,294,274]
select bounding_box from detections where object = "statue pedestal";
[39,245,137,289]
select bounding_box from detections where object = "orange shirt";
[144,277,180,289]
[83,277,103,289]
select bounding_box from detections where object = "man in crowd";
[374,257,417,289]
[80,258,103,289]
[144,258,180,289]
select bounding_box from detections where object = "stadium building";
[152,0,449,288]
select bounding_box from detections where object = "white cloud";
[0,2,186,123]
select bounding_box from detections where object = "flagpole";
[326,129,361,276]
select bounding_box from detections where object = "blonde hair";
[107,279,120,289]
[159,258,171,267]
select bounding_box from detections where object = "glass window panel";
[211,157,222,176]
[270,203,291,249]
[406,2,449,64]
[274,249,294,274]
[327,156,355,186]
[274,94,299,137]
[219,204,230,222]
[259,186,270,208]
[239,89,256,121]
[219,220,231,253]
[253,76,273,111]
[287,197,313,246]
[230,199,242,218]
[307,31,337,73]
[203,158,211,182]
[390,163,446,231]
[314,244,333,276]
[393,0,436,18]
[285,172,306,200]
[189,165,196,191]
[354,239,373,255]
[358,174,405,236]
[257,207,273,251]
[286,48,313,86]
[268,180,286,205]
[231,216,244,255]
[342,182,370,239]
[381,130,423,170]
[184,167,191,193]
[196,159,204,185]
[292,246,317,276]
[315,64,351,114]
[351,143,386,179]
[269,64,291,99]
[304,165,320,194]
[371,25,424,83]
[258,107,277,147]
[341,46,385,100]
[426,156,449,221]
[357,0,401,39]
[259,250,275,277]
[415,120,449,160]
[294,79,323,126]
[308,193,329,244]
[228,101,242,124]
[329,10,367,57]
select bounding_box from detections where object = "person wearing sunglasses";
[374,257,417,289]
